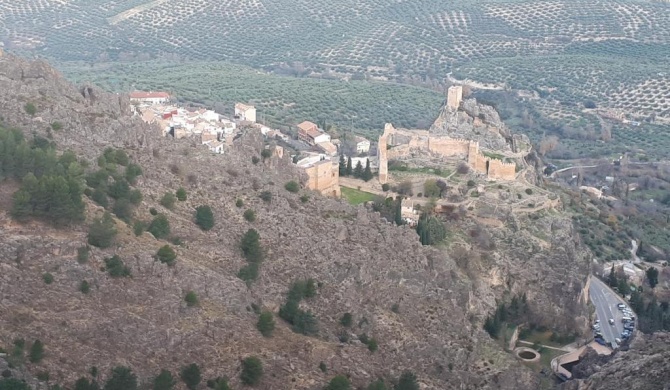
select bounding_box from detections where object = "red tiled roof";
[129,91,170,99]
[297,121,317,132]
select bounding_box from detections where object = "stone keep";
[447,86,463,110]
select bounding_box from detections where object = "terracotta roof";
[235,103,254,112]
[129,91,170,99]
[316,141,337,155]
[297,121,318,133]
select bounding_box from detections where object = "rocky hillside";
[560,332,670,390]
[0,52,548,389]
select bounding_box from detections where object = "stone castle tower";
[447,85,463,110]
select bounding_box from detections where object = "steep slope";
[0,53,540,389]
[559,332,670,390]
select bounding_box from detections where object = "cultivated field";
[57,61,444,136]
[3,0,669,159]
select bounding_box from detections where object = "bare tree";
[539,135,559,156]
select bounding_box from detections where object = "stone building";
[447,85,463,110]
[296,154,340,197]
[234,103,256,122]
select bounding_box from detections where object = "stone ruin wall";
[378,123,517,183]
[304,160,341,197]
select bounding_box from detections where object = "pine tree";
[346,156,353,176]
[156,245,177,266]
[325,375,351,390]
[88,212,117,248]
[153,370,175,390]
[257,311,276,337]
[339,153,347,176]
[195,205,215,231]
[148,214,170,239]
[104,367,137,390]
[608,265,618,287]
[29,340,44,363]
[395,372,419,390]
[354,161,363,178]
[362,159,373,182]
[240,357,263,386]
[180,364,201,390]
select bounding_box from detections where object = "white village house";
[235,103,257,123]
[130,91,170,105]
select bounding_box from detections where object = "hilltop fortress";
[378,86,530,184]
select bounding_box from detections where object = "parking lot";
[589,278,636,348]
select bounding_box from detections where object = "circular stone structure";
[514,347,541,363]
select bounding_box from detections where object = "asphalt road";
[589,277,630,348]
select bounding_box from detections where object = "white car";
[609,318,615,325]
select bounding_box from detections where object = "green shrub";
[319,362,327,373]
[300,195,310,203]
[160,193,176,209]
[42,273,54,285]
[381,183,390,192]
[104,255,131,278]
[112,198,133,221]
[153,369,175,390]
[251,156,260,164]
[340,313,353,327]
[235,199,244,208]
[367,338,378,352]
[125,163,143,185]
[91,187,109,207]
[525,188,533,195]
[285,181,300,193]
[79,280,90,294]
[259,191,272,202]
[148,214,170,239]
[133,221,146,236]
[466,180,476,187]
[108,180,130,200]
[257,311,276,337]
[396,371,419,390]
[24,103,37,116]
[325,375,351,390]
[237,263,259,283]
[149,207,158,216]
[261,149,272,160]
[240,229,263,263]
[156,245,177,266]
[240,357,263,386]
[0,379,29,390]
[35,371,49,381]
[51,122,63,131]
[243,209,256,222]
[176,188,187,201]
[195,205,215,231]
[185,291,198,307]
[180,364,201,390]
[129,189,143,205]
[87,212,117,248]
[104,366,137,390]
[366,380,388,390]
[28,340,44,363]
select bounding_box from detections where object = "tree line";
[1,126,86,226]
[338,154,373,181]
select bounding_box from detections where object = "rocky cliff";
[560,332,670,390]
[0,53,542,389]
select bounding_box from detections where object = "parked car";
[595,338,607,346]
[615,337,622,344]
[609,318,615,325]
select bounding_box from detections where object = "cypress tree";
[339,153,347,176]
[346,156,353,176]
[363,159,373,182]
[353,161,363,178]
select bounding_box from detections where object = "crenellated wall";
[378,123,517,183]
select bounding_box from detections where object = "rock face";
[0,52,541,389]
[560,333,670,390]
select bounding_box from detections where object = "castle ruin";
[447,85,463,110]
[377,124,517,183]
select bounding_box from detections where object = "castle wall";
[377,122,516,184]
[428,137,470,157]
[487,159,516,180]
[304,160,340,197]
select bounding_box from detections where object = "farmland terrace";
[2,0,669,159]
